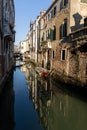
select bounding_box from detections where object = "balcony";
[70,27,87,42]
[61,27,87,44]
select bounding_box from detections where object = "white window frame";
[61,49,67,60]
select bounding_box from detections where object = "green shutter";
[51,10,54,18]
[60,24,63,39]
[50,29,54,41]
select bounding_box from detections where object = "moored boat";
[35,67,49,77]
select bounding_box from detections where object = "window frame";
[61,49,66,60]
[52,50,55,59]
[60,0,68,11]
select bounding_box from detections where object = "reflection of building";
[25,64,87,130]
[26,66,87,130]
[0,0,15,90]
[26,67,52,129]
[20,62,27,72]
[0,71,15,130]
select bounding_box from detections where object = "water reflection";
[14,63,43,130]
[0,71,15,130]
[1,62,87,130]
[25,64,87,130]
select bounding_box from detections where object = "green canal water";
[0,61,87,130]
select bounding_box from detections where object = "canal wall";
[26,59,87,89]
[50,69,87,88]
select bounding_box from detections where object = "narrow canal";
[0,61,87,130]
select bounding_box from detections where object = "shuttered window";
[59,19,68,39]
[60,0,68,10]
[54,6,57,16]
[50,26,56,41]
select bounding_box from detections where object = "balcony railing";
[61,27,87,44]
[70,27,87,41]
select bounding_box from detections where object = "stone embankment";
[26,59,87,89]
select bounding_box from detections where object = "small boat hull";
[35,67,49,77]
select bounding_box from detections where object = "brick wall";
[51,42,87,81]
[68,52,79,78]
[79,53,87,83]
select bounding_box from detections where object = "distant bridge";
[14,51,22,58]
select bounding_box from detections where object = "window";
[50,29,54,40]
[60,0,68,10]
[53,50,55,59]
[51,10,54,18]
[84,18,87,27]
[53,26,56,40]
[50,6,57,19]
[54,7,56,16]
[59,19,68,39]
[64,0,68,6]
[48,30,50,39]
[48,13,51,20]
[60,1,63,10]
[63,19,67,37]
[61,50,66,60]
[50,26,56,41]
[42,33,44,41]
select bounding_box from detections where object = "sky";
[14,0,52,45]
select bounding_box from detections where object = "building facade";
[20,39,29,54]
[0,0,15,89]
[29,11,46,62]
[28,0,87,86]
[0,0,3,82]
